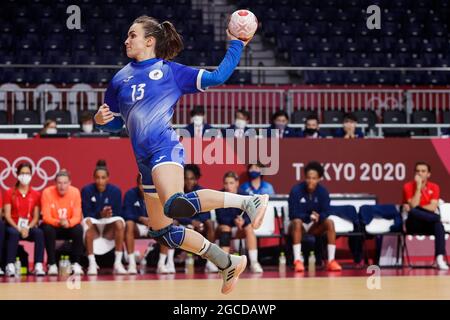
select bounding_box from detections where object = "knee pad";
[148,224,186,249]
[164,192,201,219]
[219,231,232,247]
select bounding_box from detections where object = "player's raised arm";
[94,82,124,133]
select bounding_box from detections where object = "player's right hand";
[94,104,115,125]
[226,29,251,46]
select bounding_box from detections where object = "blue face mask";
[248,171,261,180]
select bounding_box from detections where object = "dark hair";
[55,169,71,181]
[136,173,142,186]
[133,16,183,60]
[184,164,201,179]
[79,111,93,124]
[223,171,239,181]
[305,114,319,124]
[190,106,205,117]
[304,161,324,178]
[247,161,265,171]
[94,159,109,176]
[236,109,250,120]
[15,162,33,188]
[415,161,431,172]
[343,113,357,123]
[271,110,289,123]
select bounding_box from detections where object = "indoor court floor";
[1,268,450,300]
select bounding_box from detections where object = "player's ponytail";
[133,16,183,61]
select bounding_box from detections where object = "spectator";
[40,170,84,276]
[334,113,364,139]
[403,162,448,270]
[176,164,217,273]
[225,109,256,138]
[238,163,275,196]
[3,162,45,276]
[298,114,324,138]
[79,111,96,134]
[288,161,342,272]
[40,119,58,136]
[123,174,175,274]
[183,106,219,138]
[215,171,263,273]
[266,110,298,138]
[0,191,5,276]
[81,160,126,275]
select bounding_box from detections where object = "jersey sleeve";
[104,79,120,113]
[169,62,204,94]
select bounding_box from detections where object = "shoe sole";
[221,255,247,295]
[251,195,269,230]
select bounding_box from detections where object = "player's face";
[56,176,70,196]
[94,170,109,190]
[125,23,152,59]
[184,170,198,192]
[415,164,430,182]
[223,177,239,193]
[305,170,320,192]
[306,119,319,130]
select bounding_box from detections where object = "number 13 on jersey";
[131,83,146,102]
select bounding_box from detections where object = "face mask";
[275,122,287,130]
[82,124,94,133]
[46,128,57,135]
[304,128,317,135]
[235,119,247,129]
[18,174,32,186]
[192,115,204,126]
[248,171,261,180]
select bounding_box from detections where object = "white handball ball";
[228,9,258,41]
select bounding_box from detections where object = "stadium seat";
[0,110,8,124]
[45,110,72,124]
[382,110,410,137]
[353,110,378,129]
[291,110,318,124]
[411,110,437,136]
[14,110,40,124]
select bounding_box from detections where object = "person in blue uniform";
[239,163,275,196]
[94,15,269,294]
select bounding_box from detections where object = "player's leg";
[103,220,127,274]
[84,218,101,275]
[154,163,268,229]
[149,163,247,294]
[125,220,140,274]
[243,224,263,273]
[308,219,342,271]
[289,218,305,272]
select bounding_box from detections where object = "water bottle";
[64,256,72,276]
[308,251,316,273]
[58,255,64,276]
[185,254,194,274]
[278,252,286,274]
[15,257,21,276]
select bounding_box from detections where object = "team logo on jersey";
[123,76,134,83]
[149,70,163,80]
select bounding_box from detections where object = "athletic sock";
[88,254,96,266]
[224,192,251,209]
[128,252,136,265]
[327,244,336,261]
[114,251,123,265]
[202,242,231,270]
[293,244,302,262]
[249,249,258,263]
[167,249,175,264]
[158,253,167,267]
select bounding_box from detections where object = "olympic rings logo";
[0,156,60,191]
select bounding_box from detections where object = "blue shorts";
[137,143,185,193]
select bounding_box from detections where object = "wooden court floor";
[1,275,450,300]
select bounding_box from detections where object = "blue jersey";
[288,182,330,223]
[239,181,275,196]
[81,183,122,219]
[122,187,147,222]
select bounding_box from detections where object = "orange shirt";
[403,180,440,207]
[41,185,82,227]
[3,188,41,224]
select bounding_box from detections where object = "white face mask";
[235,119,247,129]
[18,174,32,186]
[46,128,57,134]
[82,124,94,133]
[192,115,204,126]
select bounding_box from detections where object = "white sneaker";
[250,261,263,273]
[242,194,269,229]
[0,267,4,276]
[437,260,449,270]
[5,263,15,277]
[47,264,58,276]
[113,262,128,275]
[157,264,169,274]
[219,255,247,295]
[87,262,99,275]
[34,263,46,276]
[72,263,84,275]
[205,260,219,273]
[166,262,176,274]
[127,262,137,275]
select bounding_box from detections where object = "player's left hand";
[94,104,115,125]
[310,212,320,223]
